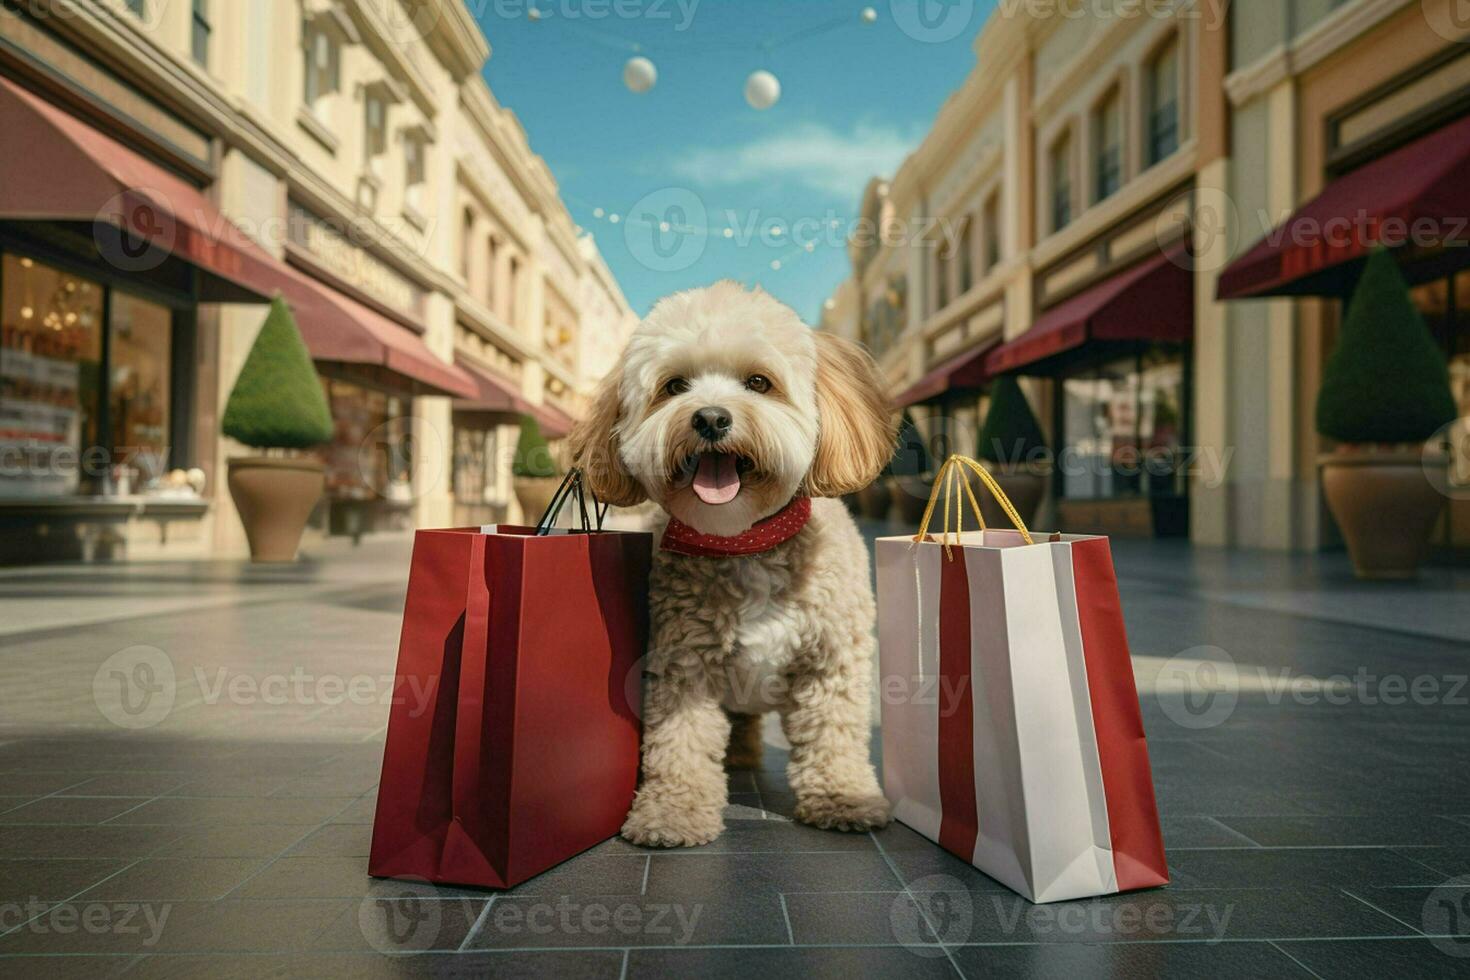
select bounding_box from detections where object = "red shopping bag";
[369,473,650,888]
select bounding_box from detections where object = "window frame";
[190,0,211,67]
[1145,35,1182,168]
[1049,129,1075,234]
[1092,86,1124,204]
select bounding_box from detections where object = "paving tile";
[949,940,1313,978]
[506,854,649,897]
[312,895,489,952]
[1216,814,1470,847]
[468,891,788,948]
[607,818,879,856]
[284,823,373,858]
[0,773,100,797]
[959,886,1413,943]
[1160,815,1260,848]
[0,825,182,859]
[0,796,152,825]
[73,858,268,901]
[0,955,137,978]
[59,774,191,797]
[0,858,131,903]
[1274,937,1469,977]
[228,856,479,900]
[643,850,902,900]
[626,946,960,979]
[148,823,313,859]
[159,775,289,798]
[1352,884,1470,937]
[325,796,378,824]
[106,796,350,827]
[783,890,940,947]
[1391,846,1470,878]
[124,950,626,979]
[1166,846,1448,889]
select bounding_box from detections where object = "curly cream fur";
[573,282,896,848]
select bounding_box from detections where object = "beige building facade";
[0,0,634,563]
[824,0,1470,555]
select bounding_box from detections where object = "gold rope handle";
[912,454,1034,552]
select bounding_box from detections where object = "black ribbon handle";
[533,468,609,535]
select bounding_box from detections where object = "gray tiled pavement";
[1,524,1468,977]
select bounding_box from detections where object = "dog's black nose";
[691,407,732,440]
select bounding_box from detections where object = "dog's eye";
[744,374,772,394]
[663,377,690,397]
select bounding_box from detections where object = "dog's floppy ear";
[806,332,898,498]
[569,366,647,507]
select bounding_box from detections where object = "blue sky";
[475,0,996,323]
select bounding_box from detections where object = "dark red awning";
[1217,114,1470,299]
[0,76,284,303]
[986,245,1193,375]
[454,355,576,437]
[895,338,998,407]
[274,265,477,400]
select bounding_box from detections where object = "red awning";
[454,355,576,437]
[0,76,284,303]
[986,245,1193,375]
[1217,114,1470,299]
[273,265,476,399]
[895,338,998,407]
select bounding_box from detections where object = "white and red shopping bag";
[876,455,1168,904]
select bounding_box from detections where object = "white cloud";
[667,121,923,200]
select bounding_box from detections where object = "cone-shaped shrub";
[977,376,1048,464]
[1315,249,1458,444]
[512,414,558,478]
[221,295,333,450]
[887,411,934,478]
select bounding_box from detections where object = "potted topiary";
[890,411,935,525]
[222,295,334,562]
[512,414,561,523]
[1317,249,1458,579]
[976,375,1050,528]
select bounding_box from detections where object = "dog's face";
[571,281,896,537]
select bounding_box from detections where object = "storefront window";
[1409,270,1470,545]
[1059,348,1186,500]
[109,292,171,486]
[321,378,413,501]
[453,425,502,504]
[1,255,103,497]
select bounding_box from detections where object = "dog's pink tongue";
[692,452,740,505]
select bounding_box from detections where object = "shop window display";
[109,291,172,489]
[1409,270,1470,546]
[0,255,103,497]
[1059,348,1185,501]
[321,377,413,503]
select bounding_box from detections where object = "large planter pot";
[1320,448,1448,580]
[227,456,325,563]
[855,479,893,521]
[514,476,562,526]
[976,464,1048,532]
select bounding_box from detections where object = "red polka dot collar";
[660,496,812,559]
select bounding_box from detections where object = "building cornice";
[1223,0,1413,106]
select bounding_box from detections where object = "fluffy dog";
[570,281,897,846]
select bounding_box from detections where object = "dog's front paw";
[795,792,892,832]
[621,797,723,848]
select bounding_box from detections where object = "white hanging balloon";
[861,7,878,23]
[744,70,781,111]
[623,56,657,94]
